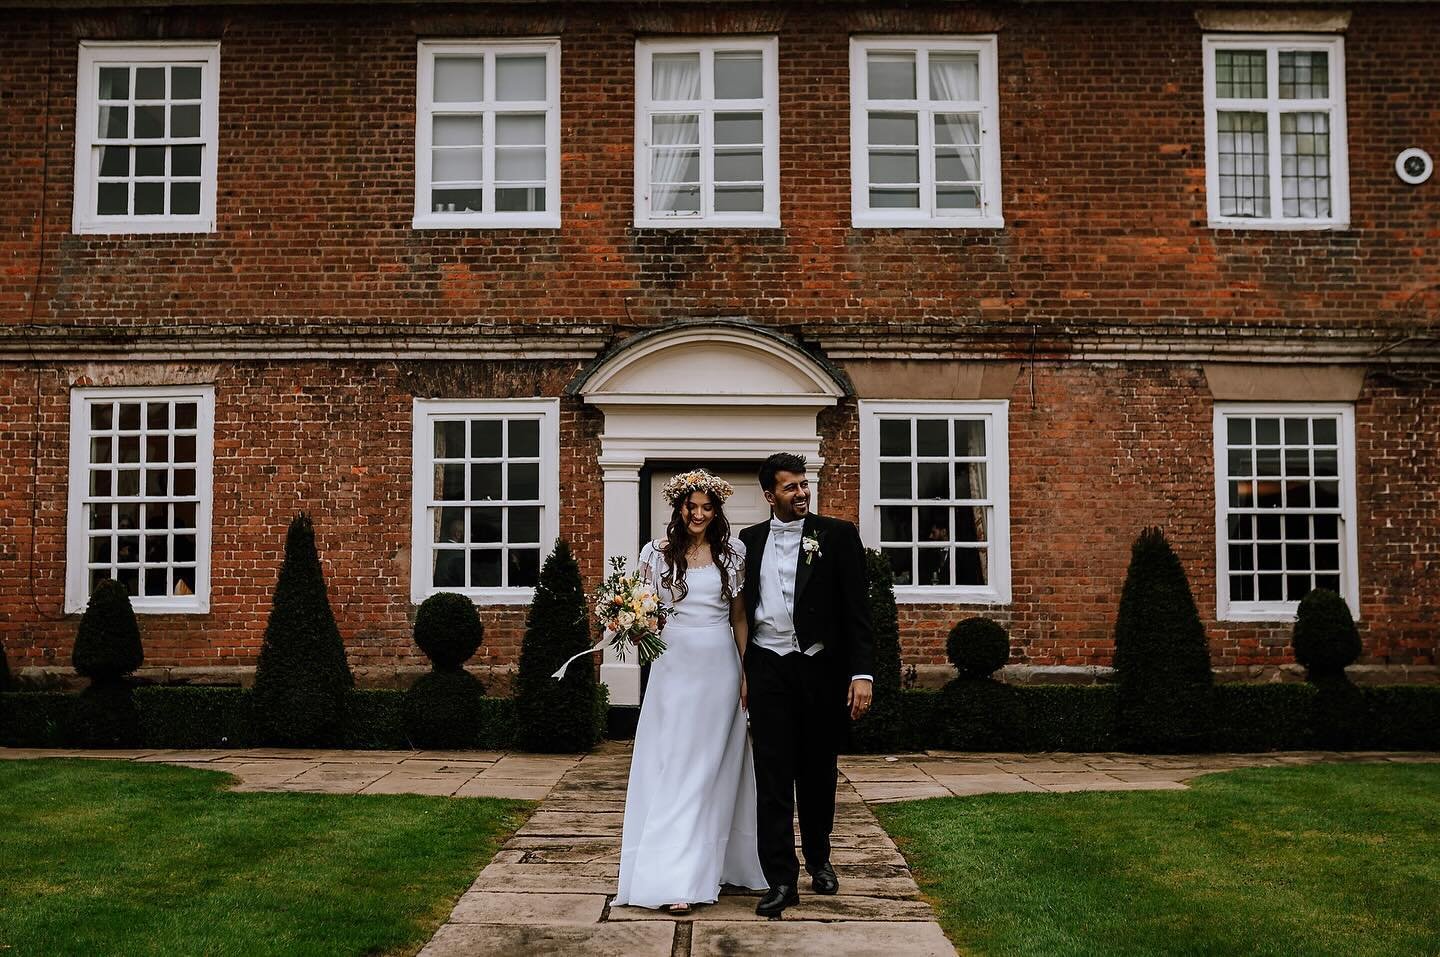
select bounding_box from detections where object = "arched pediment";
[572,321,849,406]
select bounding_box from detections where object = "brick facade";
[1,1,1436,687]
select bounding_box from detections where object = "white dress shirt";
[752,516,872,684]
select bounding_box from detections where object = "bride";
[614,469,769,912]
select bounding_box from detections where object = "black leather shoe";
[810,864,839,895]
[755,884,799,917]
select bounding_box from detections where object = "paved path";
[5,745,1434,955]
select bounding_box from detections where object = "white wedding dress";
[614,539,769,908]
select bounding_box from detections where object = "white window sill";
[633,214,781,230]
[65,597,210,615]
[72,218,215,235]
[1208,218,1350,231]
[852,214,1005,230]
[894,585,1010,605]
[414,586,537,606]
[413,213,561,230]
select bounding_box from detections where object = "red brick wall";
[1,2,1436,682]
[1,3,1436,334]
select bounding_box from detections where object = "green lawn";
[875,763,1440,957]
[0,759,532,956]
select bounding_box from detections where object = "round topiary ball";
[414,592,484,670]
[947,617,1010,680]
[1293,589,1361,681]
[73,578,144,685]
[403,669,485,749]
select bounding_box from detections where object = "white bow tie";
[769,518,805,533]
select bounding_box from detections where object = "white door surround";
[571,320,849,705]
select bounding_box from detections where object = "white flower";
[617,610,636,629]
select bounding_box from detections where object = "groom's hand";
[848,678,873,721]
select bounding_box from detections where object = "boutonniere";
[802,532,822,565]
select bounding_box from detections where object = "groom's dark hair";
[758,453,808,492]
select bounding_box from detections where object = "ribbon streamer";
[550,631,612,680]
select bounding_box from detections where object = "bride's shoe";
[666,903,693,914]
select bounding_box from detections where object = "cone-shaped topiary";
[69,578,144,746]
[414,592,485,671]
[514,540,602,753]
[850,549,901,752]
[252,513,354,746]
[1113,526,1215,752]
[72,578,144,684]
[947,617,1010,680]
[1292,589,1361,683]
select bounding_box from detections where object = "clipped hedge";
[1211,683,1317,752]
[4,687,516,751]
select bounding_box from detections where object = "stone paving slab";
[419,922,675,957]
[449,891,608,925]
[691,921,958,957]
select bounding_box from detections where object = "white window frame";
[1213,402,1359,622]
[65,385,215,614]
[414,39,562,230]
[410,398,560,605]
[634,36,781,229]
[1203,34,1349,230]
[859,400,1011,604]
[849,35,1003,229]
[72,41,221,235]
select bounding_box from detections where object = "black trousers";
[744,643,846,889]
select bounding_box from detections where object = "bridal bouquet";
[594,556,671,666]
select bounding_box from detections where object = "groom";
[740,452,874,917]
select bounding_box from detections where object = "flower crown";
[662,469,734,507]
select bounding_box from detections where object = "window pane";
[1255,418,1281,444]
[918,548,950,586]
[98,67,129,100]
[508,462,540,501]
[1280,112,1331,219]
[880,462,911,499]
[954,462,987,499]
[508,419,539,457]
[651,148,700,184]
[470,507,502,543]
[653,184,700,214]
[175,403,197,428]
[936,149,982,182]
[868,112,918,145]
[433,149,484,182]
[714,52,763,99]
[134,105,165,138]
[870,188,920,209]
[496,148,545,181]
[652,114,700,146]
[97,182,128,216]
[171,104,200,138]
[170,182,201,215]
[715,112,762,145]
[715,150,763,182]
[435,57,483,102]
[929,53,979,100]
[99,145,130,176]
[1313,419,1337,445]
[883,548,913,586]
[869,151,919,185]
[100,105,128,139]
[1215,50,1267,98]
[1217,112,1269,217]
[436,420,466,457]
[496,56,546,101]
[471,463,502,500]
[134,182,164,214]
[136,67,166,100]
[916,420,947,456]
[653,53,701,100]
[867,53,916,99]
[509,506,541,544]
[134,146,165,176]
[434,115,484,146]
[955,548,988,586]
[496,187,545,212]
[432,188,484,214]
[172,144,202,176]
[918,506,949,542]
[881,507,913,543]
[880,419,910,455]
[1279,51,1328,99]
[509,550,540,588]
[172,67,202,99]
[1227,417,1251,445]
[433,547,465,587]
[470,550,502,587]
[917,462,948,499]
[953,420,985,456]
[715,187,764,212]
[496,114,545,145]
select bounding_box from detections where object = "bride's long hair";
[660,490,736,604]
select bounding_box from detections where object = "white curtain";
[650,56,701,214]
[928,53,979,101]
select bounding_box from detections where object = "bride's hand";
[739,675,749,711]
